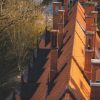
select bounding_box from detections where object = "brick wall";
[53,2,62,30]
[85,50,94,79]
[50,49,58,81]
[58,10,64,49]
[91,86,100,100]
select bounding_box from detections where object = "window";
[51,33,57,48]
[54,6,59,15]
[94,18,96,24]
[87,38,91,49]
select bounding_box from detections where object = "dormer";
[90,59,100,99]
[85,15,94,31]
[84,1,97,15]
[51,30,59,48]
[90,23,97,32]
[91,59,100,82]
[53,2,62,29]
[53,2,62,15]
[50,30,59,82]
[84,31,95,79]
[58,10,65,49]
[58,10,65,24]
[64,0,68,13]
[63,0,68,23]
[50,48,58,82]
[91,11,98,25]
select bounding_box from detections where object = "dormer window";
[88,44,91,49]
[96,80,100,83]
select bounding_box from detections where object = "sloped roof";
[69,2,91,100]
[20,1,100,100]
[30,2,91,100]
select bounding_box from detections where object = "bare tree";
[0,0,45,89]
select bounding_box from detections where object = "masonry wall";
[91,86,100,100]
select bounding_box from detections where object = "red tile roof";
[30,2,92,100]
[20,1,100,100]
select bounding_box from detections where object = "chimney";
[84,31,95,80]
[84,1,96,16]
[91,59,100,82]
[64,0,68,13]
[51,30,58,48]
[91,11,98,25]
[85,10,98,32]
[64,0,68,24]
[90,24,97,32]
[85,49,94,80]
[50,49,58,81]
[53,2,62,30]
[58,10,65,49]
[86,11,98,56]
[50,30,59,81]
[90,59,100,100]
[85,16,94,31]
[85,31,95,50]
